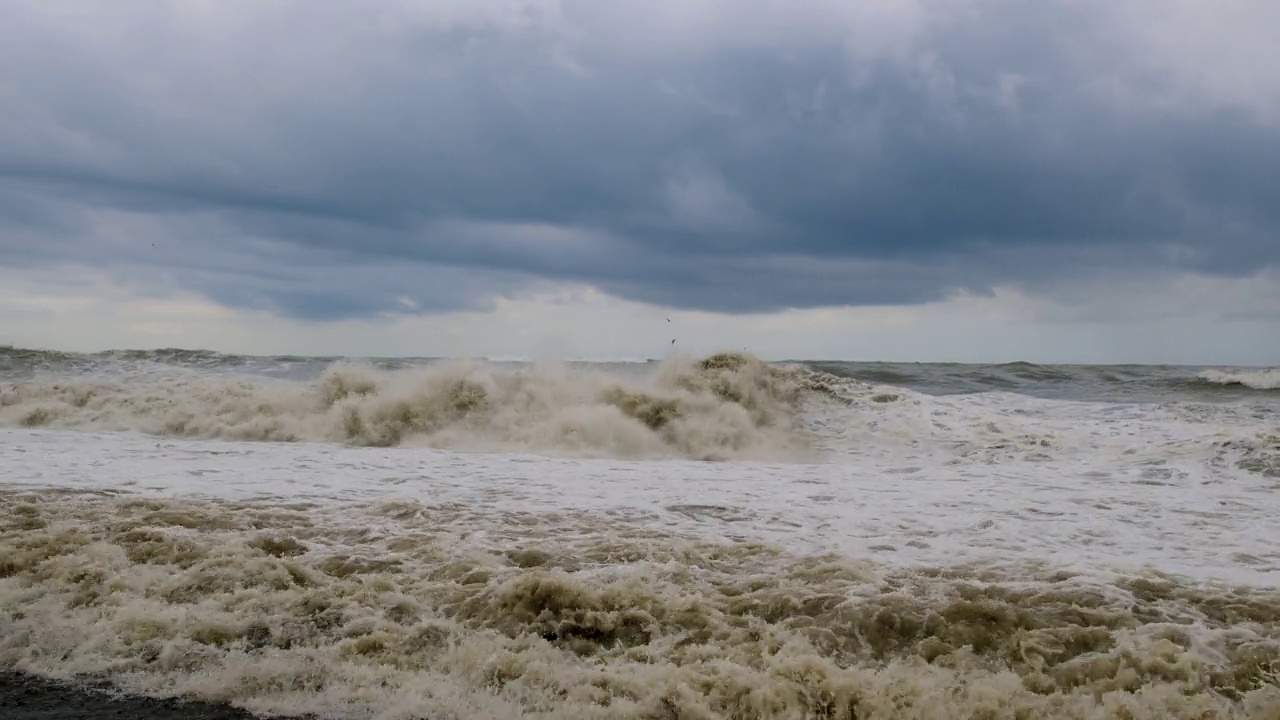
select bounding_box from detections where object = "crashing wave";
[1198,368,1280,391]
[0,352,860,461]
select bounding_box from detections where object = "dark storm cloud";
[1,0,1277,320]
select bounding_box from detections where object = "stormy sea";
[1,345,1279,719]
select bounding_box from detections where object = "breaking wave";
[0,353,853,461]
[1199,368,1280,391]
[2,489,1277,719]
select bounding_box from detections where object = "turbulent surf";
[2,347,1279,719]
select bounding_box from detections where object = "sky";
[2,0,1278,365]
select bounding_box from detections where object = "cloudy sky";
[2,0,1278,364]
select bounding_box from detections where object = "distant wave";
[0,352,858,461]
[1197,368,1280,391]
[0,345,268,377]
[7,345,1278,409]
[807,359,1280,402]
[1,344,253,365]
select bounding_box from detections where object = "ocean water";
[1,346,1279,719]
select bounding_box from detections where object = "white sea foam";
[2,353,1280,718]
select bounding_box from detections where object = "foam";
[2,489,1278,719]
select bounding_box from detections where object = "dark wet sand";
[0,673,307,720]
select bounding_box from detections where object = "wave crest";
[1199,368,1280,391]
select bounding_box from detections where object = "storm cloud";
[2,0,1278,320]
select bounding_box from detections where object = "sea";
[1,345,1278,719]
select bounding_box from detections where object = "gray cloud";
[1,0,1277,320]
